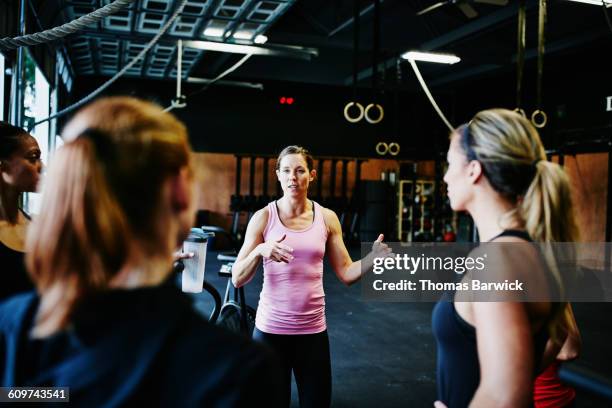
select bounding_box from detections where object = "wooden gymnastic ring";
[388,142,400,156]
[365,103,384,124]
[531,109,547,128]
[375,142,388,156]
[344,102,365,123]
[514,108,527,118]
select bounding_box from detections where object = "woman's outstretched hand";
[371,234,392,258]
[259,234,294,263]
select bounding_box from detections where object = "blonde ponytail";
[26,97,191,337]
[521,160,579,243]
[463,109,580,345]
[27,136,131,336]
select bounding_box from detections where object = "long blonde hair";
[461,109,579,243]
[26,97,191,335]
[459,108,579,343]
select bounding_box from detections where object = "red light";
[279,96,286,104]
[286,97,294,105]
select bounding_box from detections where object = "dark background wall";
[67,43,612,241]
[69,42,612,160]
[70,74,453,159]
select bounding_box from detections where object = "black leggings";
[253,328,331,408]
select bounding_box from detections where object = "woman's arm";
[231,209,294,288]
[469,302,534,408]
[556,303,581,361]
[539,304,581,372]
[323,208,390,286]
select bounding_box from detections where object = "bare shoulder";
[247,207,270,233]
[321,207,341,234]
[491,235,530,244]
[488,235,540,263]
[321,207,338,225]
[321,207,339,222]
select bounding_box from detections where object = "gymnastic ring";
[388,142,400,156]
[364,103,384,124]
[531,110,547,128]
[375,142,389,156]
[514,108,527,118]
[344,102,365,123]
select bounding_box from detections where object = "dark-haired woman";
[0,122,42,301]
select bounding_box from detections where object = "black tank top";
[431,230,551,408]
[0,241,34,302]
[0,211,34,301]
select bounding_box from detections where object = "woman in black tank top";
[0,122,42,301]
[433,109,579,407]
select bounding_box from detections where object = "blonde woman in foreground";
[432,109,580,408]
[0,97,283,407]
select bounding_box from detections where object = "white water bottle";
[181,229,210,293]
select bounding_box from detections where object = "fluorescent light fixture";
[203,27,224,37]
[231,32,267,44]
[401,51,460,64]
[203,20,229,38]
[254,35,268,44]
[183,40,318,61]
[564,0,612,6]
[232,31,253,40]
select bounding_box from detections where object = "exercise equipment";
[200,225,255,336]
[315,158,324,203]
[245,156,257,223]
[515,0,548,128]
[230,156,243,241]
[228,154,368,245]
[338,159,350,230]
[343,0,385,124]
[257,157,271,208]
[343,0,365,124]
[347,159,365,244]
[365,0,384,125]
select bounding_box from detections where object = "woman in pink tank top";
[231,145,391,407]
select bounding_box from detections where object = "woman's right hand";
[258,234,294,263]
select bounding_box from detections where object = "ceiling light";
[564,0,612,6]
[203,27,224,37]
[183,40,317,60]
[232,31,253,40]
[254,35,268,44]
[401,51,460,64]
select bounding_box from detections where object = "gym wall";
[192,152,433,231]
[558,153,608,246]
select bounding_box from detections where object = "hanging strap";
[532,0,548,128]
[536,0,546,110]
[344,0,365,123]
[353,0,360,101]
[371,0,380,99]
[515,0,526,115]
[365,0,384,124]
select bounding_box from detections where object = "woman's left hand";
[371,234,392,258]
[433,401,448,408]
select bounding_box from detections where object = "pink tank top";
[255,200,328,335]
